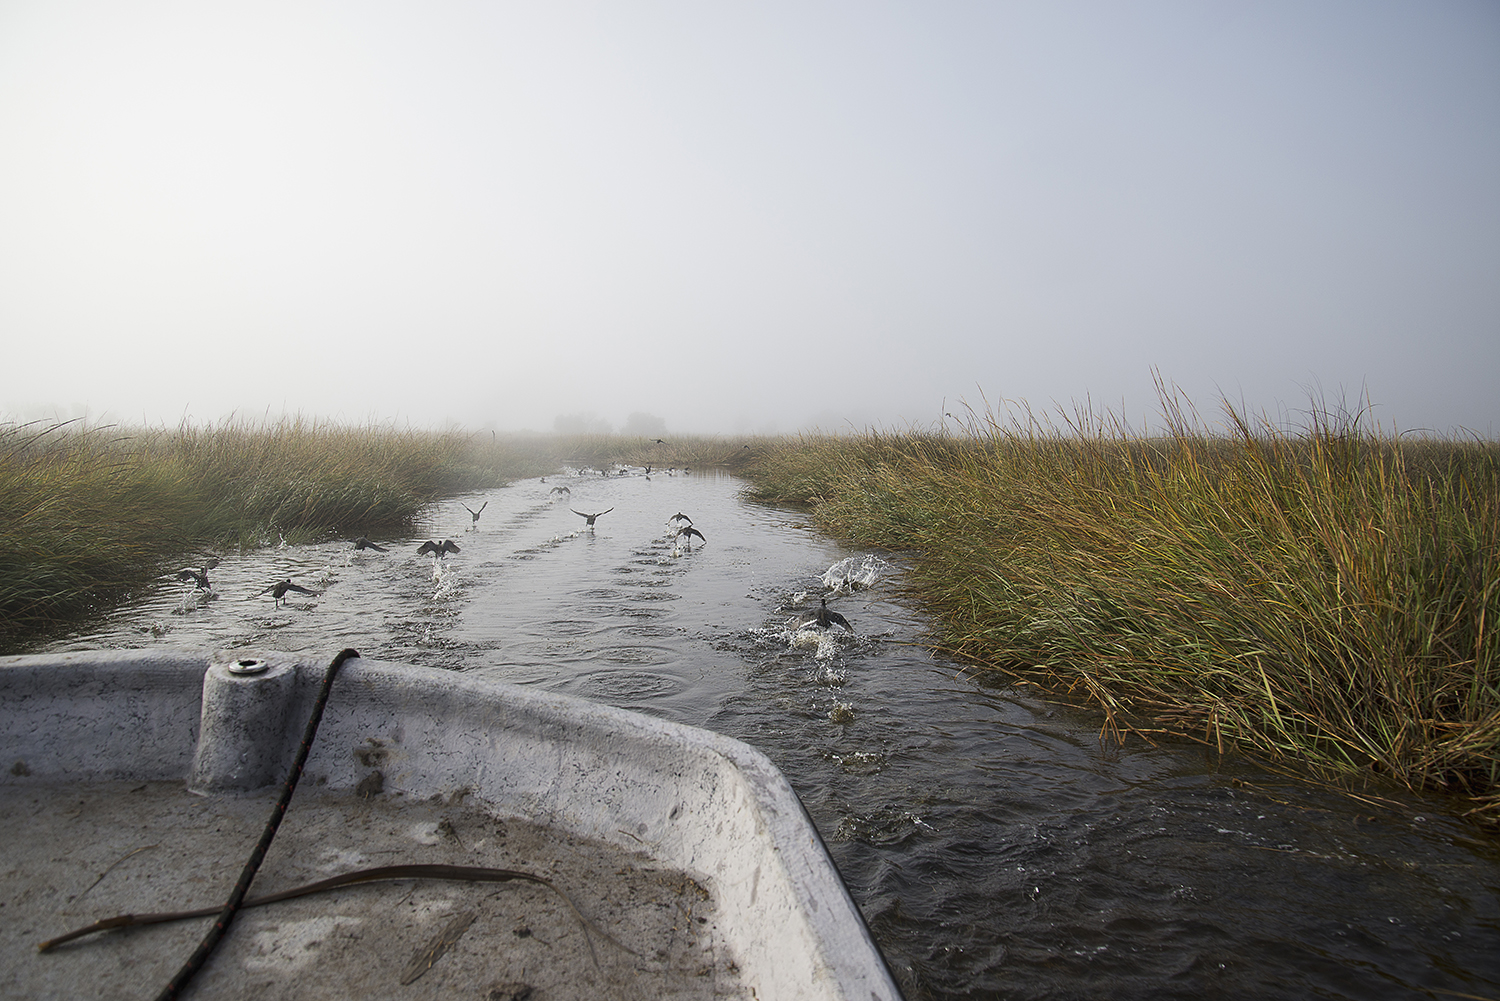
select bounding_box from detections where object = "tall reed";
[741,398,1500,822]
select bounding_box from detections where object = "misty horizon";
[3,3,1497,439]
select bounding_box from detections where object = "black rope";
[154,647,359,1001]
[39,862,632,963]
[42,865,559,951]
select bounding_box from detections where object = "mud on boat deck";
[3,779,749,1001]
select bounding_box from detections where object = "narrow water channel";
[40,469,1500,1000]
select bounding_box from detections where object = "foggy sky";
[2,1,1497,437]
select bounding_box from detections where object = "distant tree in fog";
[622,412,667,437]
[553,412,613,434]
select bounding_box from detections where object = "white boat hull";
[0,649,901,1000]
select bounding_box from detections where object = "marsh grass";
[0,418,558,647]
[9,411,1496,820]
[0,421,763,648]
[740,398,1500,822]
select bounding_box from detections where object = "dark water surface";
[42,470,1500,1000]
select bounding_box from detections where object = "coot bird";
[571,508,613,527]
[257,579,317,608]
[810,598,852,631]
[417,539,461,557]
[463,501,488,527]
[352,536,388,552]
[174,567,214,591]
[675,525,706,544]
[171,557,218,590]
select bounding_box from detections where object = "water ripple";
[572,669,682,702]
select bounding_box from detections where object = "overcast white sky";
[2,1,1496,436]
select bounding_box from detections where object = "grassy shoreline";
[0,420,761,649]
[734,404,1500,823]
[4,411,1497,821]
[0,419,543,647]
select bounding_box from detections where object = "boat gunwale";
[0,647,902,1001]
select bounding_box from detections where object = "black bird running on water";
[810,597,852,631]
[172,557,219,591]
[669,512,692,525]
[571,508,613,527]
[257,579,317,608]
[352,536,388,552]
[675,525,706,544]
[417,539,461,557]
[463,501,487,527]
[174,564,214,591]
[550,485,570,496]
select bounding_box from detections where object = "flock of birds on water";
[166,466,854,632]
